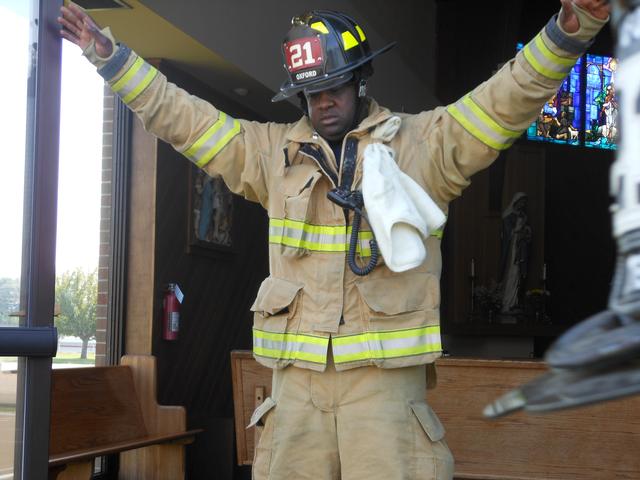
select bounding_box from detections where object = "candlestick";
[469,260,476,315]
[542,263,547,281]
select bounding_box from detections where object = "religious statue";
[500,192,532,313]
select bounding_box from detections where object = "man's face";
[306,83,357,142]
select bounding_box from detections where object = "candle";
[471,258,475,277]
[542,263,547,280]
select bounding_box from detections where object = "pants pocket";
[409,401,455,480]
[250,397,276,480]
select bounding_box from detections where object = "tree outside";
[0,278,19,327]
[55,268,97,359]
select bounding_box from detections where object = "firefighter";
[59,1,609,479]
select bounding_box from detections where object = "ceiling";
[78,0,439,122]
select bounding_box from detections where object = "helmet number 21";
[290,42,315,69]
[285,37,323,72]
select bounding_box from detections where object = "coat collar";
[284,98,393,144]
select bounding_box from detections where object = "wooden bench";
[231,350,640,479]
[49,355,202,480]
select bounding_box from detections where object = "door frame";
[0,0,63,478]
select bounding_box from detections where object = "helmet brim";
[271,41,397,103]
[302,72,354,96]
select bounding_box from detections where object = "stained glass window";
[517,43,582,147]
[528,58,582,146]
[516,44,618,150]
[585,54,618,149]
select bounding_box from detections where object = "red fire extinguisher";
[163,283,183,341]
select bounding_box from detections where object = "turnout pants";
[251,352,454,480]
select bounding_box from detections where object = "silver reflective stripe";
[332,326,442,364]
[332,332,441,355]
[270,223,348,245]
[184,111,241,167]
[523,34,576,81]
[253,336,327,357]
[371,333,441,351]
[447,94,522,151]
[111,56,158,104]
[253,328,329,364]
[269,218,373,255]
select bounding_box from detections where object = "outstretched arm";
[57,3,270,206]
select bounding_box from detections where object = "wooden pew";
[49,355,202,480]
[231,350,640,479]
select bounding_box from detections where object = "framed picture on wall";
[187,165,235,256]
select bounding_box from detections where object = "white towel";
[362,117,446,272]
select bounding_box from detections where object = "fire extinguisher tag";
[174,284,184,304]
[169,311,180,332]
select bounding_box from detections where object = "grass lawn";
[53,352,95,365]
[1,353,95,366]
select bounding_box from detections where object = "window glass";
[0,0,29,330]
[0,357,17,478]
[0,0,37,476]
[517,43,582,146]
[585,54,619,149]
[53,41,107,368]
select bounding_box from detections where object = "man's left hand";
[559,0,610,33]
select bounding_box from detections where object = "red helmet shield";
[284,36,324,78]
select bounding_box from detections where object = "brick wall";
[95,86,114,367]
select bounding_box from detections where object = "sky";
[0,0,104,279]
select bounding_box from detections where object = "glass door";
[0,0,62,478]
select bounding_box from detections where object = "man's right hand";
[559,0,610,33]
[58,3,113,58]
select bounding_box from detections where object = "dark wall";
[435,0,526,105]
[435,0,614,104]
[544,146,615,325]
[150,61,270,480]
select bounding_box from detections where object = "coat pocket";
[251,276,304,332]
[356,272,440,317]
[278,164,322,222]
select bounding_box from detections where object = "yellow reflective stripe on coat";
[253,328,329,364]
[447,94,522,151]
[183,111,241,168]
[269,218,373,255]
[269,218,443,253]
[332,325,442,364]
[523,32,577,81]
[111,55,158,105]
